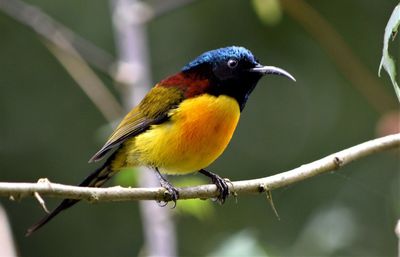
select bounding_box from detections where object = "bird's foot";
[159,179,179,207]
[155,169,179,207]
[199,169,230,204]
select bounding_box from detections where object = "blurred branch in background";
[0,0,197,81]
[281,0,398,113]
[0,0,123,122]
[110,0,177,256]
[0,205,17,257]
[0,0,198,122]
[45,40,123,122]
[1,133,398,202]
[0,0,115,77]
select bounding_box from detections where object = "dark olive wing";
[89,86,183,162]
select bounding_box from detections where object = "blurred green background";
[0,0,399,256]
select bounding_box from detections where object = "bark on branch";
[1,133,399,203]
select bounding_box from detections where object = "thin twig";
[1,133,398,202]
[33,192,50,214]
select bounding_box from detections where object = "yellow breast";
[126,94,240,174]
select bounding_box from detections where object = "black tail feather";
[25,198,79,236]
[26,152,118,236]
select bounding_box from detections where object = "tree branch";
[1,133,399,202]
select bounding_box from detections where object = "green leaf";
[251,0,282,26]
[379,3,400,102]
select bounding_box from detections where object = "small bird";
[26,46,295,235]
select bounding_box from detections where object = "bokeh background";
[1,0,399,256]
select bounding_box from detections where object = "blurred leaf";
[113,167,138,187]
[251,0,282,26]
[207,230,270,257]
[292,205,358,255]
[172,177,214,220]
[376,110,400,136]
[378,3,400,102]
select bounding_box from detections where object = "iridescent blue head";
[182,46,295,111]
[182,46,257,72]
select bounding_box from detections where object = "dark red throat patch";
[159,72,212,98]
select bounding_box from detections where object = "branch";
[1,133,399,202]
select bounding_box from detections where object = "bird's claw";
[199,169,230,204]
[154,168,179,207]
[160,180,179,207]
[211,175,230,204]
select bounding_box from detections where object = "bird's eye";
[227,58,238,69]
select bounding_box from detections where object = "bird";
[26,46,295,236]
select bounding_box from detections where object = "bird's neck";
[159,70,213,98]
[160,70,260,111]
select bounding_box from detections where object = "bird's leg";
[154,168,179,206]
[199,169,230,204]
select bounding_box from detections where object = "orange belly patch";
[127,94,240,174]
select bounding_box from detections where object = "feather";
[89,86,184,162]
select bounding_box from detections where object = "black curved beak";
[250,64,296,82]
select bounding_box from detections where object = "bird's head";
[181,46,295,110]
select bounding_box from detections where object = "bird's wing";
[89,86,184,162]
